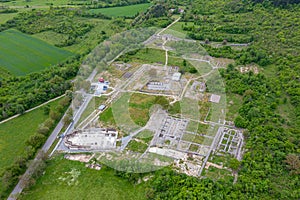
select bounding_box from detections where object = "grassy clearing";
[204,155,233,181]
[182,133,205,144]
[89,3,151,17]
[1,0,84,6]
[33,31,69,46]
[20,155,147,200]
[189,144,199,152]
[199,101,211,121]
[119,48,165,64]
[186,121,209,134]
[63,18,112,54]
[77,96,107,126]
[129,93,157,126]
[135,129,154,144]
[188,60,212,75]
[99,107,116,126]
[226,93,243,122]
[168,101,181,115]
[0,98,61,175]
[111,93,140,134]
[161,28,187,39]
[276,96,297,127]
[186,121,199,132]
[119,48,196,74]
[161,22,193,39]
[127,140,148,153]
[203,167,232,181]
[181,97,200,120]
[169,22,193,34]
[0,29,73,76]
[0,13,18,24]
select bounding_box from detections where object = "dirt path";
[0,94,65,125]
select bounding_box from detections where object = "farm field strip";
[0,29,73,76]
[89,3,151,17]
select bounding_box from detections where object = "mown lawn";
[20,155,147,200]
[89,3,151,17]
[0,98,61,175]
[0,29,73,76]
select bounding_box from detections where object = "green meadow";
[20,156,147,200]
[0,99,61,175]
[0,29,73,76]
[89,3,151,17]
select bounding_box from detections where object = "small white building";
[98,104,106,111]
[91,81,109,96]
[172,72,181,81]
[209,94,221,103]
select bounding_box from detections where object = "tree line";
[0,56,79,121]
[0,95,71,198]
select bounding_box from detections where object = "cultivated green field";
[20,156,147,200]
[89,3,151,17]
[0,98,61,175]
[0,29,73,76]
[0,0,82,7]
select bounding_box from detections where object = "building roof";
[209,94,221,103]
[172,72,181,81]
[98,105,106,110]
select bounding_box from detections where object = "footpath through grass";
[89,3,151,17]
[0,99,61,175]
[20,155,147,200]
[0,29,73,76]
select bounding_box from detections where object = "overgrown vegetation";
[127,140,148,153]
[0,96,70,198]
[19,156,147,200]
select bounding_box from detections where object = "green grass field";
[76,96,107,126]
[129,93,157,126]
[0,98,61,175]
[1,0,83,7]
[0,29,73,76]
[0,13,18,24]
[89,3,151,17]
[226,93,243,122]
[118,48,196,74]
[20,156,147,200]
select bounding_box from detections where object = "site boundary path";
[7,108,68,200]
[0,94,65,125]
